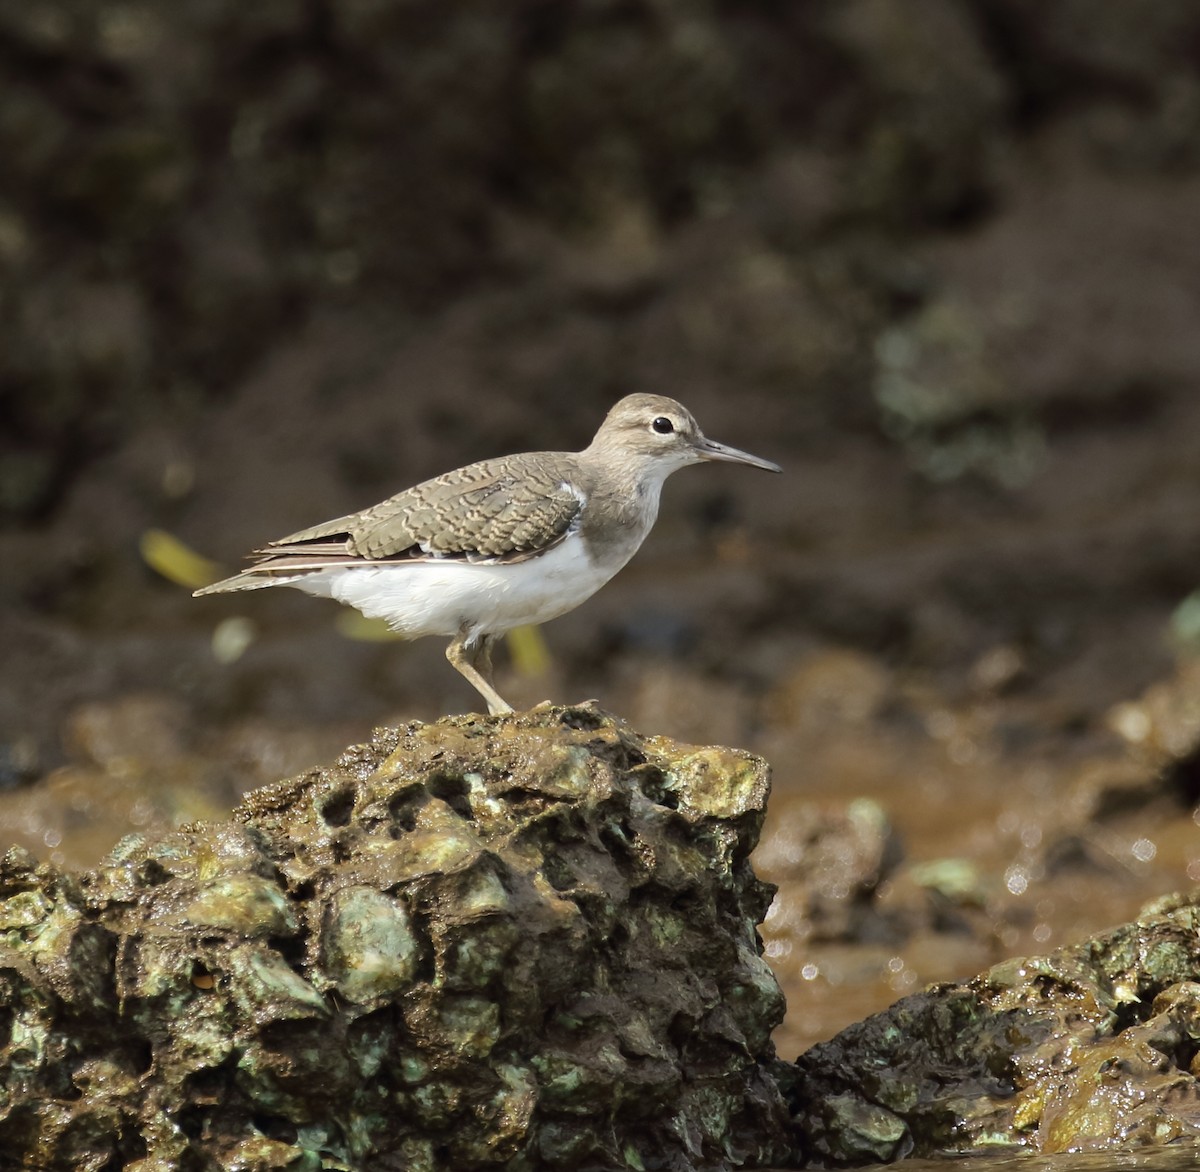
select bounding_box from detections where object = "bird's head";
[588,394,782,480]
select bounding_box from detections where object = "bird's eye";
[651,417,674,435]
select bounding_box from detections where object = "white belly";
[293,533,620,640]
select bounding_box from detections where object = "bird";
[195,393,781,714]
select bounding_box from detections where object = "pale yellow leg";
[446,631,513,715]
[475,635,495,688]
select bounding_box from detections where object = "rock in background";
[788,889,1200,1165]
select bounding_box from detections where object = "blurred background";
[2,0,1200,1056]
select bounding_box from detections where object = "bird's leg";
[446,629,513,716]
[475,634,496,687]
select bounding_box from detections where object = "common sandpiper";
[195,394,781,713]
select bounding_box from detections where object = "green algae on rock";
[0,704,793,1170]
[787,889,1200,1165]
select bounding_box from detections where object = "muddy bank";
[759,653,1200,1057]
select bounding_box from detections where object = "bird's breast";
[577,489,660,575]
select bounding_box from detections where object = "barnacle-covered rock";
[0,704,792,1170]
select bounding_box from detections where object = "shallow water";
[756,653,1199,1058]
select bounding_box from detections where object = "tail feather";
[194,572,310,596]
[194,545,370,597]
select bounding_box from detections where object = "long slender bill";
[694,437,782,473]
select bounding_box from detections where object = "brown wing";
[262,451,584,565]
